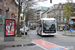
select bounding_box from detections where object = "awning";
[70,17,75,19]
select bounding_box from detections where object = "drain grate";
[4,43,36,48]
[27,43,36,46]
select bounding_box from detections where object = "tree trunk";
[17,0,21,37]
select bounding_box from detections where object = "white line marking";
[40,39,69,50]
[32,42,48,50]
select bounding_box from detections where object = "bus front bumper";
[42,33,57,36]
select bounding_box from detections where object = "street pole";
[71,24,72,35]
[23,12,26,39]
[65,23,66,34]
[23,20,25,39]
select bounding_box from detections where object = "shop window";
[59,17,61,21]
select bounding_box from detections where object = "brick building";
[0,0,18,24]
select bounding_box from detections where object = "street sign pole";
[71,24,72,35]
[69,20,73,34]
[64,18,67,34]
[65,23,66,34]
[24,21,25,39]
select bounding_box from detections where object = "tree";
[23,0,38,26]
[23,0,48,26]
[17,0,47,36]
[17,0,21,37]
[63,2,72,20]
[25,9,36,26]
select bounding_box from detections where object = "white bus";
[36,18,57,36]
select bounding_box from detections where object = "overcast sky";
[36,0,75,7]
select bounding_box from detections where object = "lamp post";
[23,16,26,39]
[20,13,23,26]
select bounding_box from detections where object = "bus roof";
[40,18,56,20]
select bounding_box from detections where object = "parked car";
[30,26,36,30]
[20,26,28,35]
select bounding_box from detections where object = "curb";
[63,34,75,36]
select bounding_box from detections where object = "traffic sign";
[70,29,73,32]
[69,20,73,24]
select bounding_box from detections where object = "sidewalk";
[0,31,32,45]
[58,30,75,36]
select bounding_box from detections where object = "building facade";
[5,0,18,23]
[0,0,18,31]
[0,0,5,24]
[47,3,64,31]
[36,7,49,20]
[41,3,64,31]
[0,0,18,25]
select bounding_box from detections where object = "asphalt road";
[2,30,75,50]
[29,30,75,50]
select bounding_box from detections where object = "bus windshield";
[43,20,56,33]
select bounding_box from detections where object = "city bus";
[36,18,57,36]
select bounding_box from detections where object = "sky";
[35,0,75,7]
[22,0,75,11]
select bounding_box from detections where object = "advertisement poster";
[5,19,15,37]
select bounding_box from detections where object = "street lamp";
[20,13,23,17]
[20,13,26,39]
[20,13,24,27]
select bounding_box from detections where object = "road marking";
[32,42,48,50]
[33,39,69,50]
[40,39,69,50]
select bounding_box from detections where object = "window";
[0,0,2,3]
[59,11,61,15]
[0,9,2,15]
[59,17,61,21]
[59,5,62,9]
